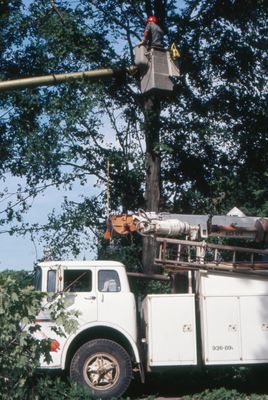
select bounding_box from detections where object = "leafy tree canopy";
[162,0,268,215]
[0,0,267,263]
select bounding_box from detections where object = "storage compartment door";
[148,295,197,366]
[240,296,268,362]
[202,296,241,364]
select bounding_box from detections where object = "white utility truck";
[34,256,268,398]
[33,209,268,398]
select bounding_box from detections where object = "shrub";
[31,376,94,399]
[183,388,268,400]
[0,273,49,399]
[0,272,81,399]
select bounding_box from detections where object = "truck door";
[96,269,137,338]
[63,268,97,325]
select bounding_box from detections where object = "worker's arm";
[138,24,151,46]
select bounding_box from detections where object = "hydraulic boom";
[0,46,179,94]
[106,208,268,242]
[0,66,137,92]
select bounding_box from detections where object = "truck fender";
[60,321,141,370]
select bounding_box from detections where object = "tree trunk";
[141,0,165,274]
[142,95,161,274]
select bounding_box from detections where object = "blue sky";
[0,176,99,270]
[0,0,187,271]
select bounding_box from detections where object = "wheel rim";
[83,352,120,391]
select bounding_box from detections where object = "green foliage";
[98,237,143,271]
[0,273,49,399]
[183,387,267,400]
[144,279,171,294]
[48,295,80,336]
[32,376,94,400]
[162,0,268,215]
[0,271,81,399]
[0,269,34,287]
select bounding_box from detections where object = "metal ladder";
[155,237,268,274]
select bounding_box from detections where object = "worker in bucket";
[138,16,164,48]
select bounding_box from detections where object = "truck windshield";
[34,266,42,291]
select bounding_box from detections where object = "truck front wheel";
[70,339,132,399]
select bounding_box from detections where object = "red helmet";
[146,15,158,24]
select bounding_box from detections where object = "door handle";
[84,296,96,300]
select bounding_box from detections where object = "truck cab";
[34,260,140,399]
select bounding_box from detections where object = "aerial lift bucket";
[134,45,180,94]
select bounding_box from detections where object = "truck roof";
[37,260,125,269]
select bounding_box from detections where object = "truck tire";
[70,339,132,399]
